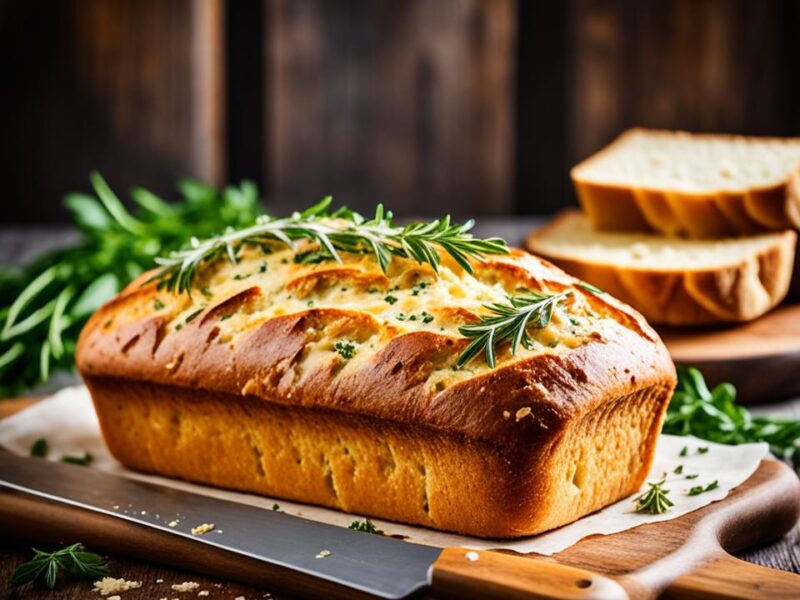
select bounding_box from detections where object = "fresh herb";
[30,438,49,458]
[272,503,281,511]
[220,314,233,321]
[258,261,268,273]
[175,323,183,331]
[663,366,800,468]
[294,250,335,265]
[334,341,356,360]
[348,518,384,535]
[685,474,699,480]
[421,311,434,324]
[152,198,508,295]
[578,282,605,295]
[233,273,251,281]
[184,308,203,323]
[634,479,674,515]
[688,480,719,496]
[384,294,398,305]
[11,543,110,589]
[698,446,709,455]
[0,173,262,397]
[456,290,569,368]
[200,287,213,298]
[61,452,93,466]
[679,446,688,457]
[154,298,165,310]
[673,464,683,475]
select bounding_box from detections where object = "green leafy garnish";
[688,480,719,496]
[664,366,800,467]
[30,438,49,458]
[334,341,356,360]
[61,452,93,466]
[384,294,398,305]
[0,173,262,397]
[348,518,384,535]
[11,543,110,589]
[577,282,605,294]
[456,290,569,368]
[272,503,281,511]
[673,464,683,475]
[151,198,508,295]
[634,479,674,515]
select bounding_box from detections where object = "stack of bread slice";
[527,129,799,326]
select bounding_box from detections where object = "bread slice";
[572,128,800,238]
[77,238,676,538]
[527,211,796,326]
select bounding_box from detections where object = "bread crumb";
[198,592,210,597]
[171,581,200,592]
[502,410,510,420]
[156,578,164,583]
[93,577,142,595]
[235,596,246,600]
[168,520,179,527]
[515,406,532,421]
[112,504,120,509]
[191,523,215,535]
[464,551,479,561]
[107,596,121,600]
[315,549,331,558]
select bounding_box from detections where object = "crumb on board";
[107,596,120,600]
[315,549,331,559]
[156,578,164,583]
[92,577,142,595]
[198,591,210,597]
[168,520,179,527]
[191,523,215,535]
[171,581,200,592]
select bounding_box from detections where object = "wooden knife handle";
[665,554,800,600]
[430,547,630,600]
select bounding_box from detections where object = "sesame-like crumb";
[92,577,142,596]
[315,549,331,559]
[107,596,121,600]
[191,523,215,535]
[198,592,210,597]
[171,581,200,592]
[168,520,179,527]
[502,410,510,419]
[515,406,532,421]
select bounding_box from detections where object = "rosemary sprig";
[348,518,384,535]
[151,197,508,294]
[11,543,110,589]
[456,290,569,368]
[634,479,674,515]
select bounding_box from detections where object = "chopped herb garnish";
[422,312,434,324]
[698,446,709,455]
[233,273,250,281]
[457,290,569,368]
[679,446,688,457]
[220,314,233,321]
[272,503,281,511]
[200,287,213,298]
[688,480,719,496]
[11,543,110,590]
[259,261,268,273]
[306,300,315,307]
[634,479,673,515]
[578,282,605,294]
[384,295,398,305]
[294,250,334,265]
[685,474,699,480]
[61,452,93,466]
[175,323,183,330]
[367,287,379,294]
[154,299,165,310]
[348,518,384,535]
[30,438,49,458]
[185,308,203,323]
[334,341,356,360]
[673,464,683,475]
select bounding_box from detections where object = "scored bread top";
[77,239,675,454]
[572,128,800,193]
[528,211,797,271]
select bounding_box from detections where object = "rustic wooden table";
[1,223,799,599]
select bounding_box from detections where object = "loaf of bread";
[572,128,800,238]
[77,240,676,538]
[527,211,797,326]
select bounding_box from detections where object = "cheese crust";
[77,243,676,537]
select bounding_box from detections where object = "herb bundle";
[0,173,262,397]
[151,197,508,294]
[11,543,110,589]
[456,291,569,368]
[663,367,800,468]
[634,479,673,515]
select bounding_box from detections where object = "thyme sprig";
[456,290,569,368]
[634,479,674,515]
[11,543,110,589]
[151,197,508,294]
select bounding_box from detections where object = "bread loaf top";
[572,128,800,194]
[77,239,675,454]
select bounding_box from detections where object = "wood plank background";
[2,0,800,223]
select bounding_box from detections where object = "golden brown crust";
[527,213,797,326]
[77,246,676,537]
[572,129,800,238]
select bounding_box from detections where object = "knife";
[0,449,629,599]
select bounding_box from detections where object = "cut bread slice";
[526,211,796,326]
[572,128,800,238]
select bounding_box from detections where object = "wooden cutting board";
[2,457,799,598]
[657,304,800,404]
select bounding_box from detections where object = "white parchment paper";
[0,386,769,555]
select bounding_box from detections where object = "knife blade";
[0,449,628,599]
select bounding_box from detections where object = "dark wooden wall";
[2,0,799,223]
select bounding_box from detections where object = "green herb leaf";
[688,480,719,496]
[61,452,93,466]
[334,341,356,360]
[30,438,49,458]
[577,282,605,295]
[11,543,110,589]
[457,290,569,368]
[348,518,384,535]
[634,479,674,515]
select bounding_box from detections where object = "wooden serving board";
[657,304,800,404]
[2,458,799,598]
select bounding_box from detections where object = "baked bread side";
[527,211,797,326]
[572,128,800,238]
[77,244,676,537]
